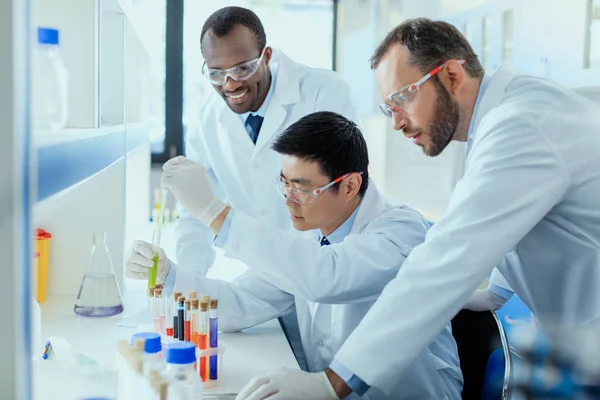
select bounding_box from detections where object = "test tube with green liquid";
[148,188,168,289]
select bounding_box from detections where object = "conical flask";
[74,231,124,317]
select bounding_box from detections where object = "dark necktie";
[245,114,264,144]
[320,236,331,246]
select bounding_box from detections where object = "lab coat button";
[318,340,324,348]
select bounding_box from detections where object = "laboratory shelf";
[35,124,149,202]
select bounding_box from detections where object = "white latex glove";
[235,368,339,400]
[161,156,226,227]
[125,240,171,284]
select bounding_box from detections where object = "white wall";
[100,2,126,126]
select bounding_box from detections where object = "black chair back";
[451,310,503,400]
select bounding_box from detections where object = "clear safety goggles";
[379,59,466,118]
[274,172,362,206]
[201,48,267,86]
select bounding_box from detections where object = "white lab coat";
[333,64,600,394]
[172,184,463,400]
[174,49,358,275]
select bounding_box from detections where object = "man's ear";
[441,59,467,96]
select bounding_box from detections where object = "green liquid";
[147,254,158,288]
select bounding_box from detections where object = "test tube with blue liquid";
[209,299,219,380]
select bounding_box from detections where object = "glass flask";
[74,231,124,317]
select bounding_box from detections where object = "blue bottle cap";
[37,27,59,45]
[164,341,196,364]
[130,332,161,354]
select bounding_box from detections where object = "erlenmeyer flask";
[74,231,124,317]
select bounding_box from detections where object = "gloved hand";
[161,156,227,227]
[235,368,339,400]
[125,240,171,284]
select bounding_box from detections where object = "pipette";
[148,188,168,289]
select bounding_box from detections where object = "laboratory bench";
[35,292,298,399]
[33,224,298,399]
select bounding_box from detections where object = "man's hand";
[235,368,340,400]
[125,240,171,284]
[161,156,226,227]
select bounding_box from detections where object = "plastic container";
[164,342,200,399]
[32,27,69,130]
[130,332,163,376]
[34,228,52,303]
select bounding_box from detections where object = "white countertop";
[34,225,298,399]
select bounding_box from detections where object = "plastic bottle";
[129,332,163,376]
[32,27,69,130]
[164,342,200,399]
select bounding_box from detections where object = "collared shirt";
[318,206,359,245]
[238,58,279,138]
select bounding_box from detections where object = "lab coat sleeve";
[332,115,569,394]
[170,264,295,332]
[174,123,222,275]
[221,206,427,304]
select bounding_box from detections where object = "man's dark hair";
[200,6,266,51]
[272,112,369,197]
[371,18,484,78]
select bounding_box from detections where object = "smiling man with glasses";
[127,111,463,400]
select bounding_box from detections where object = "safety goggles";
[201,48,267,86]
[275,172,362,206]
[379,59,466,118]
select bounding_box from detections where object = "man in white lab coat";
[231,18,600,399]
[175,6,357,276]
[131,6,357,370]
[128,112,463,399]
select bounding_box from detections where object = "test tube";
[172,291,182,338]
[209,298,219,380]
[191,299,199,346]
[153,289,162,332]
[166,295,174,338]
[157,289,167,335]
[198,298,208,382]
[177,296,185,341]
[148,287,155,317]
[184,300,191,342]
[148,189,168,289]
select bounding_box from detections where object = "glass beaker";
[74,231,124,317]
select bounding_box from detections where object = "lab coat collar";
[465,73,491,157]
[466,63,518,156]
[216,49,302,158]
[349,181,388,233]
